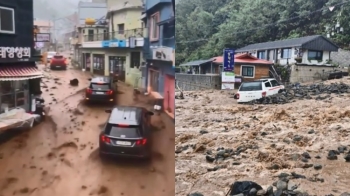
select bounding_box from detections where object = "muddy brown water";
[0,65,174,196]
[175,80,350,196]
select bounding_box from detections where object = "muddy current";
[175,77,350,196]
[0,64,175,196]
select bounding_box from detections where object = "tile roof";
[0,66,43,81]
[212,53,272,65]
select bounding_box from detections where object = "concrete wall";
[80,48,142,87]
[110,8,143,31]
[175,74,221,91]
[290,64,337,83]
[330,49,350,67]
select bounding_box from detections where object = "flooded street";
[0,65,174,196]
[175,78,350,196]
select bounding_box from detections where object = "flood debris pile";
[69,78,79,86]
[247,82,350,104]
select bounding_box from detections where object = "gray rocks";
[187,192,204,196]
[327,150,339,160]
[205,155,215,163]
[344,153,350,162]
[276,180,288,190]
[313,164,323,170]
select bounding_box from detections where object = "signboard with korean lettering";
[223,48,235,71]
[0,47,31,62]
[35,33,50,42]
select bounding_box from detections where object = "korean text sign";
[223,49,235,71]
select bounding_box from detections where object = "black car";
[99,106,154,159]
[85,76,116,102]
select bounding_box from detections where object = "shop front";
[82,53,91,71]
[0,65,43,114]
[109,56,126,82]
[93,54,105,75]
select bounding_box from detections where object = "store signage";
[152,47,173,61]
[223,48,235,71]
[0,47,31,59]
[101,40,126,47]
[35,33,50,42]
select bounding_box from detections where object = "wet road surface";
[0,64,175,196]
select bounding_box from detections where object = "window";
[270,80,280,87]
[308,50,323,61]
[281,48,292,59]
[265,82,271,87]
[239,82,262,91]
[241,65,255,77]
[150,12,160,41]
[117,23,124,34]
[257,51,266,59]
[130,52,141,69]
[0,6,15,34]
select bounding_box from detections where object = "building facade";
[78,0,146,88]
[143,0,175,119]
[0,0,43,114]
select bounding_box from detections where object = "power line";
[176,0,350,44]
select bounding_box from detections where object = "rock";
[344,153,350,162]
[70,78,79,86]
[194,145,206,153]
[314,164,322,170]
[315,155,321,159]
[293,135,303,142]
[327,150,339,160]
[287,181,298,191]
[205,155,215,163]
[256,189,266,195]
[248,188,257,196]
[199,130,209,134]
[340,192,350,196]
[308,129,315,134]
[187,192,204,196]
[276,180,288,190]
[266,186,274,196]
[338,146,347,153]
[175,147,183,154]
[302,152,311,159]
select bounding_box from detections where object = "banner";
[223,48,235,71]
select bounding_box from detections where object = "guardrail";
[83,28,147,42]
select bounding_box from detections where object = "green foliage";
[176,0,349,65]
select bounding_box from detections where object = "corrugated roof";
[236,35,323,52]
[179,59,212,67]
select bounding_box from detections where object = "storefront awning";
[0,66,44,81]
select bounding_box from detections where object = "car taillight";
[86,88,92,94]
[107,90,113,95]
[262,91,267,97]
[101,135,111,143]
[135,139,147,145]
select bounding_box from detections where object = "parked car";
[99,106,154,159]
[85,76,116,103]
[47,51,57,62]
[234,78,284,103]
[50,55,68,70]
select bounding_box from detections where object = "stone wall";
[289,64,343,83]
[331,49,350,67]
[175,74,221,91]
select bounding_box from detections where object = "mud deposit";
[0,64,174,196]
[175,77,350,196]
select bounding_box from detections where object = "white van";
[234,78,284,103]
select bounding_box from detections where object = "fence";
[83,28,147,42]
[175,74,221,91]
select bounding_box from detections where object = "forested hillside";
[175,0,350,65]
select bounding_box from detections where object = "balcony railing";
[83,28,147,42]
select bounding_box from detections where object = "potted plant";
[295,57,302,63]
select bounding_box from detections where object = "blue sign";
[101,40,127,47]
[223,48,235,71]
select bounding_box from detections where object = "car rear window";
[90,83,110,90]
[105,124,141,138]
[239,82,263,91]
[53,55,64,59]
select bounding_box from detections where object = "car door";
[264,81,274,96]
[270,79,281,94]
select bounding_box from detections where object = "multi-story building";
[0,0,43,114]
[142,0,175,119]
[79,0,146,88]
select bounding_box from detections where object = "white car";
[234,78,284,103]
[47,51,57,62]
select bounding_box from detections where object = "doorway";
[149,69,160,92]
[109,56,126,82]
